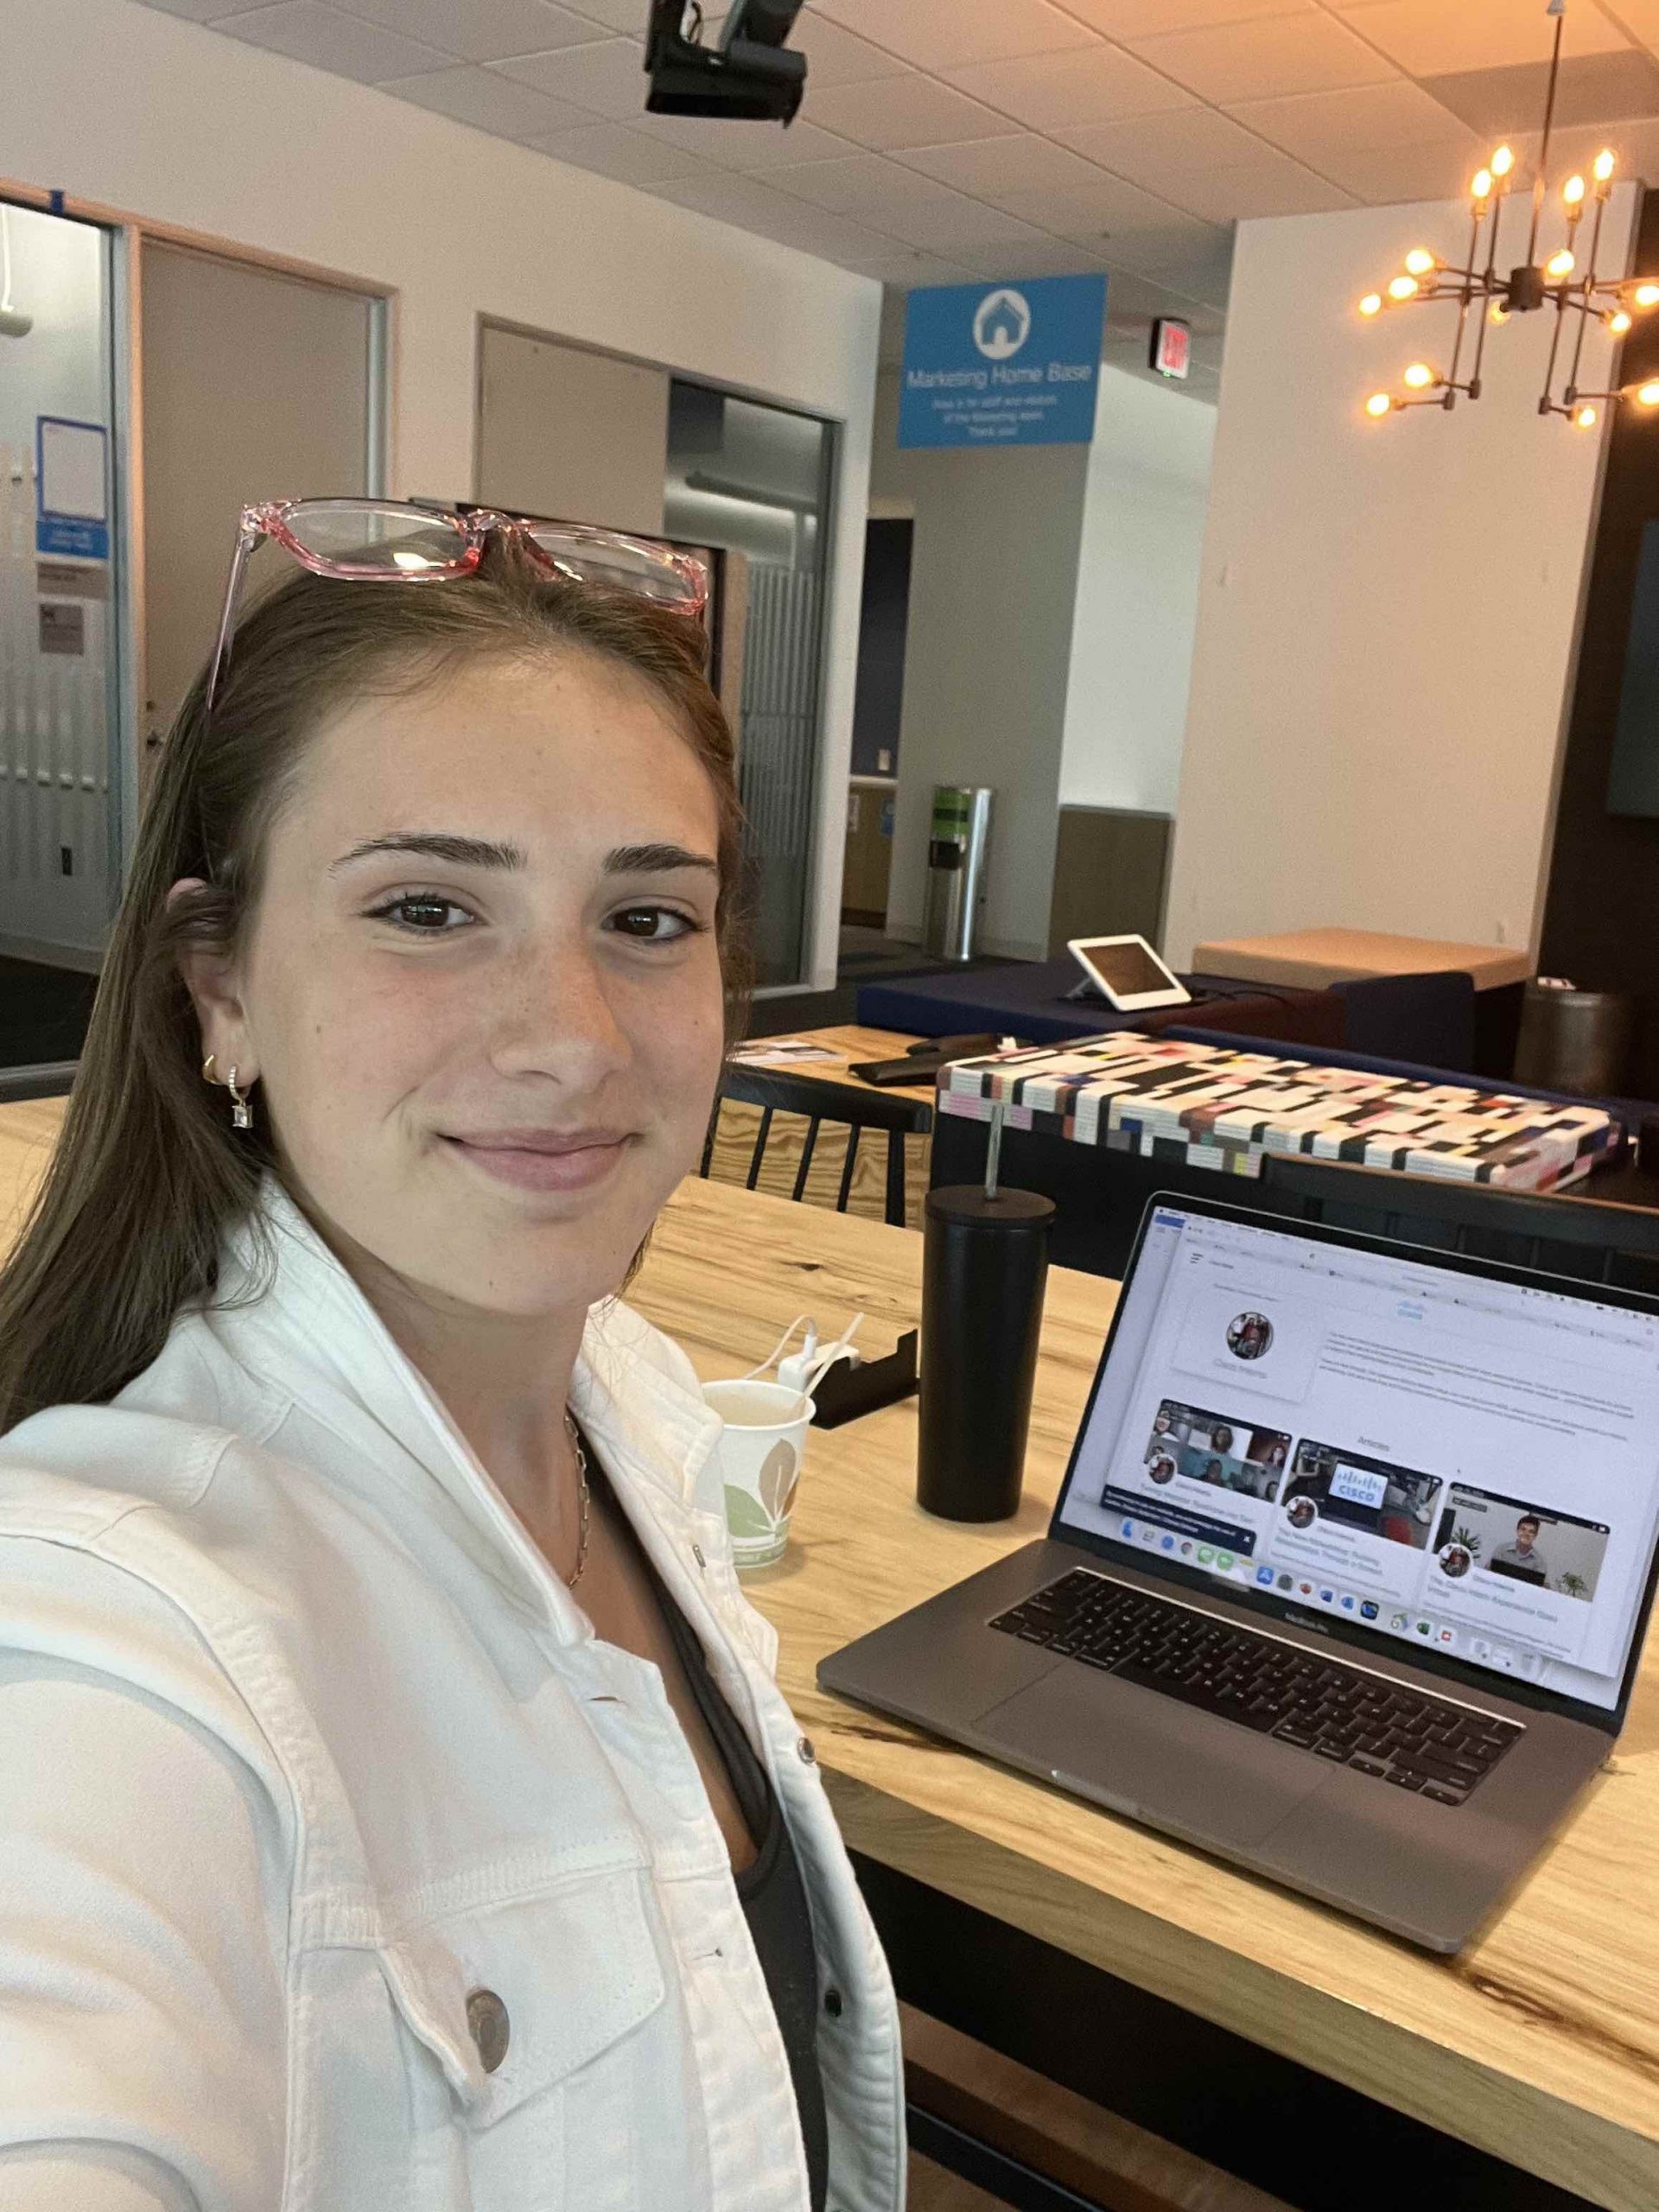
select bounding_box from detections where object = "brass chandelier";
[1358,0,1659,429]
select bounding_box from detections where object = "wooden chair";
[700,1065,933,1230]
[1256,1153,1659,1294]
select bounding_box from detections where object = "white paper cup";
[702,1377,814,1571]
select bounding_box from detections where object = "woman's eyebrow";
[329,832,522,874]
[605,842,718,876]
[328,835,717,875]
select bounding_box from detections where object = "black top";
[582,1447,830,2210]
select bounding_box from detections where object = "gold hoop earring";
[202,1052,218,1084]
[226,1066,253,1132]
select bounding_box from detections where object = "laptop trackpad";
[976,1664,1327,1851]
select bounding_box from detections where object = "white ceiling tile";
[220,3,451,80]
[338,0,598,61]
[1321,138,1498,202]
[1332,0,1629,76]
[804,73,1012,149]
[1129,13,1399,104]
[944,45,1198,131]
[812,0,1096,71]
[1507,116,1659,183]
[1164,149,1359,219]
[524,119,716,181]
[630,111,855,166]
[787,10,912,87]
[136,0,271,20]
[894,133,1113,198]
[1057,103,1267,179]
[1602,0,1659,55]
[952,238,1115,278]
[771,152,1045,249]
[850,251,978,285]
[995,175,1196,241]
[490,35,647,115]
[1227,79,1477,167]
[770,150,923,213]
[1059,0,1318,33]
[382,62,587,135]
[652,168,896,257]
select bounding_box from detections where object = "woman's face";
[187,647,727,1320]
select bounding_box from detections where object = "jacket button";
[798,1735,817,1764]
[823,1987,843,2018]
[466,1988,511,2074]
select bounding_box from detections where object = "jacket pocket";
[375,1861,668,2198]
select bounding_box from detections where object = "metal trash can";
[1512,979,1634,1097]
[921,785,992,962]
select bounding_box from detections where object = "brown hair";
[0,541,750,1433]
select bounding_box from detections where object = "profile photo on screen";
[1227,1311,1274,1362]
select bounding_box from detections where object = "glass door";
[665,381,834,988]
[0,199,122,1052]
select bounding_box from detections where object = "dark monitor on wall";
[1607,517,1659,817]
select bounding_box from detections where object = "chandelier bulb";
[1388,274,1420,301]
[1402,362,1436,390]
[1575,405,1599,429]
[1637,283,1659,309]
[1563,175,1586,210]
[1358,291,1383,317]
[1595,149,1617,183]
[1363,392,1394,419]
[1611,309,1634,335]
[1471,167,1494,203]
[1403,247,1436,276]
[1490,299,1511,324]
[1547,248,1576,278]
[1638,380,1659,409]
[1491,143,1516,179]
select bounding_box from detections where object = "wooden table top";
[1,1095,1652,2206]
[729,1022,935,1107]
[633,1179,1659,2212]
[1192,928,1532,993]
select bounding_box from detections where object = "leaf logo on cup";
[702,1377,812,1571]
[760,1441,800,1522]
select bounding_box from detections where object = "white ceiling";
[137,0,1659,403]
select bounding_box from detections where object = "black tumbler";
[917,1184,1056,1522]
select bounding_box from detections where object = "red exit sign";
[1150,317,1191,380]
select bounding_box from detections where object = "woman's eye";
[609,905,698,942]
[365,893,474,933]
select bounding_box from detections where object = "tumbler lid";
[926,1185,1056,1230]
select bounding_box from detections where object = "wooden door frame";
[0,175,397,843]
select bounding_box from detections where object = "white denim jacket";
[0,1172,906,2211]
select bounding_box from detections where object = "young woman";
[0,504,904,2212]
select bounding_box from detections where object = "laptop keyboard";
[990,1569,1523,1806]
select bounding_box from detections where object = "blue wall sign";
[899,274,1108,449]
[35,416,111,562]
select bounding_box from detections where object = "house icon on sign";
[973,288,1032,361]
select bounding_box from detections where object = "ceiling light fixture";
[1355,0,1656,427]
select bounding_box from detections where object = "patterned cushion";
[938,1033,1618,1193]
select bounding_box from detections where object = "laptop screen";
[1052,1201,1659,1713]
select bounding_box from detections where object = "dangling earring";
[201,1052,253,1131]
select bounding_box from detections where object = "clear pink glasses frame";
[204,498,711,713]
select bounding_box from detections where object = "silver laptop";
[819,1191,1659,1951]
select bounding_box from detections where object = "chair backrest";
[0,1060,78,1103]
[700,1066,931,1229]
[1257,1153,1659,1295]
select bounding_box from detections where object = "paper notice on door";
[39,419,107,520]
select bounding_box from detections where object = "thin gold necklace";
[563,1408,591,1590]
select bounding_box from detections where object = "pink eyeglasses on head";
[205,498,711,713]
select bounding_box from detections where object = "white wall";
[1165,188,1636,969]
[3,0,881,989]
[1059,365,1215,816]
[870,366,1089,961]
